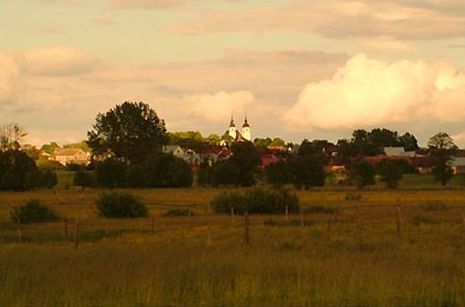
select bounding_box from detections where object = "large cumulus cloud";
[284,54,465,130]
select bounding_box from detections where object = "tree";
[432,157,454,186]
[265,160,292,188]
[428,132,457,151]
[88,102,169,163]
[350,161,375,189]
[0,150,56,190]
[41,142,60,155]
[0,124,27,151]
[211,160,240,187]
[270,138,286,147]
[289,156,325,190]
[230,142,261,186]
[399,133,419,151]
[377,160,403,189]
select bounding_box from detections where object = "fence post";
[300,210,305,241]
[244,212,250,246]
[285,205,289,222]
[396,206,401,238]
[327,218,332,242]
[17,225,22,244]
[75,221,80,249]
[64,218,68,238]
[231,206,235,224]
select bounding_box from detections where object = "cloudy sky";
[1,0,465,146]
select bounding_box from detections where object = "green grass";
[1,187,465,305]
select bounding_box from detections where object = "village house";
[53,148,90,165]
[450,157,465,175]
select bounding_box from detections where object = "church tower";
[228,115,237,139]
[241,116,251,141]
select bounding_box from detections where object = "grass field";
[1,183,465,305]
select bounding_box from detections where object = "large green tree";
[230,141,261,187]
[87,102,168,163]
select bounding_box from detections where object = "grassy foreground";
[1,188,465,306]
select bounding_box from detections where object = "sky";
[1,0,465,147]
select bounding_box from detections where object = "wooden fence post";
[244,212,250,246]
[64,218,68,238]
[396,206,401,238]
[231,206,235,224]
[75,221,80,249]
[300,210,305,241]
[327,218,332,242]
[17,225,22,244]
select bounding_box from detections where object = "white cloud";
[284,54,465,130]
[20,46,99,76]
[186,91,254,123]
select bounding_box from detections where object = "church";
[225,115,251,142]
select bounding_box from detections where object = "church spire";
[229,113,236,127]
[242,114,250,128]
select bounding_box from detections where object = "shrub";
[38,170,58,189]
[349,161,375,189]
[74,170,96,187]
[163,209,194,217]
[345,193,362,202]
[211,187,299,215]
[0,150,45,191]
[288,156,325,190]
[95,158,127,188]
[304,205,338,214]
[377,160,403,189]
[97,192,148,218]
[10,199,58,224]
[265,160,292,188]
[66,163,85,171]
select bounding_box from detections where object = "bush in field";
[10,199,58,224]
[304,205,338,214]
[211,187,299,215]
[97,192,148,218]
[74,170,96,187]
[163,209,194,217]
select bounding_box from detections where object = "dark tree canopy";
[350,161,375,189]
[432,156,454,186]
[428,132,457,151]
[87,102,169,163]
[230,141,261,187]
[377,160,403,189]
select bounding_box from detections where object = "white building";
[227,115,251,142]
[53,148,90,165]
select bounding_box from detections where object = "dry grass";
[1,187,465,305]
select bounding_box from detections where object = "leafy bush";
[95,158,127,188]
[211,187,299,215]
[38,170,58,189]
[304,205,338,214]
[345,193,362,202]
[74,170,96,187]
[97,192,148,218]
[376,160,403,189]
[349,161,375,189]
[0,150,40,191]
[163,209,194,217]
[10,199,58,224]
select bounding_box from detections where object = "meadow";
[1,175,465,306]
